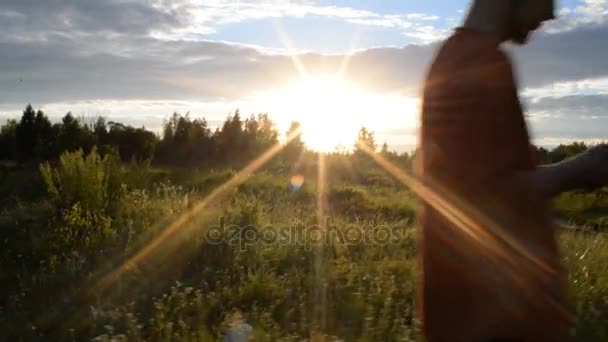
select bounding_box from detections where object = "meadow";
[1,107,607,341]
[1,147,607,341]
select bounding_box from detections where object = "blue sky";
[0,0,607,150]
[197,0,583,52]
[208,0,465,52]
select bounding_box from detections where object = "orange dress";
[417,28,573,342]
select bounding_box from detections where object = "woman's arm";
[523,144,608,198]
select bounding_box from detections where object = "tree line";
[0,105,304,167]
[0,104,593,168]
[0,104,395,168]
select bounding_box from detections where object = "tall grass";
[0,149,606,340]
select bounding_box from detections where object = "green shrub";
[55,203,114,253]
[40,147,124,215]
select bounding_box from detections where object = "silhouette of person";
[417,1,608,341]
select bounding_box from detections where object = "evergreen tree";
[354,127,377,156]
[15,104,37,162]
[33,110,53,160]
[381,141,389,155]
[0,119,17,161]
[215,111,245,165]
[283,121,305,165]
[93,117,109,146]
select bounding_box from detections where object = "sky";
[1,0,607,151]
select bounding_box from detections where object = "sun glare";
[254,76,418,152]
[252,74,420,152]
[272,77,366,151]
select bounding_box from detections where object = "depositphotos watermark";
[204,217,411,252]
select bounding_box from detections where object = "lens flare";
[289,174,305,191]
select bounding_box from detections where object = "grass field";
[1,150,607,341]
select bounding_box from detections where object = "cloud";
[513,24,608,88]
[524,93,608,142]
[0,0,446,105]
[544,0,608,33]
[528,94,608,118]
[0,0,187,41]
[2,16,608,106]
[528,115,608,141]
[1,0,608,146]
[157,1,447,44]
[520,77,608,143]
[0,98,235,131]
[0,31,435,105]
[522,77,608,98]
[0,0,448,45]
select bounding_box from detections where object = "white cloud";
[544,0,608,33]
[402,25,449,44]
[147,0,446,44]
[522,76,608,143]
[523,77,608,99]
[0,98,259,133]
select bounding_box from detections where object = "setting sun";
[256,76,420,152]
[273,77,364,151]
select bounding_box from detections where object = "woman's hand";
[525,144,608,198]
[576,144,608,189]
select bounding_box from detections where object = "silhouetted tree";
[380,142,389,155]
[547,142,588,163]
[283,121,305,165]
[156,112,214,166]
[7,103,599,175]
[379,141,403,162]
[56,112,95,154]
[93,117,109,146]
[33,110,54,160]
[0,119,17,161]
[15,104,37,162]
[215,111,245,165]
[354,127,377,158]
[106,122,157,162]
[187,117,214,165]
[14,105,57,162]
[244,113,279,161]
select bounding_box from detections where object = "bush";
[40,147,124,215]
[55,203,114,253]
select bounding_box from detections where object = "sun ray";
[273,20,308,78]
[336,52,353,81]
[355,142,573,317]
[356,142,549,271]
[335,152,357,182]
[313,152,328,334]
[336,29,361,80]
[88,128,303,298]
[292,144,307,171]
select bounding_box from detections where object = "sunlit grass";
[1,149,607,340]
